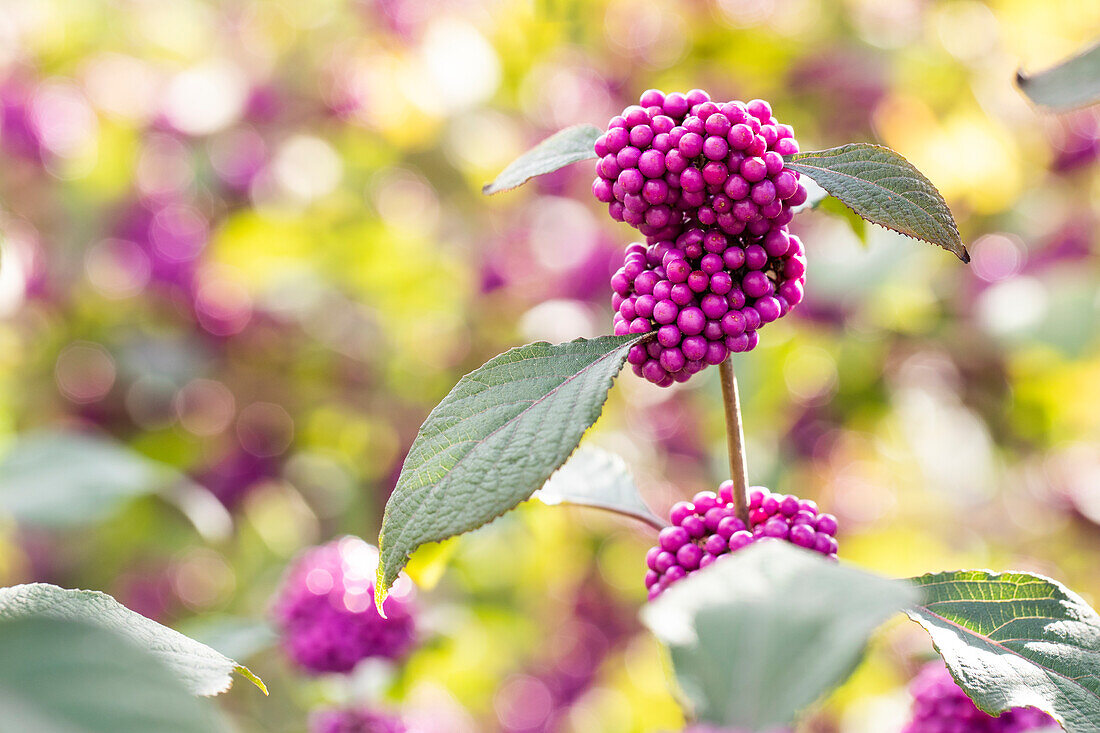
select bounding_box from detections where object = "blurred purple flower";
[272,537,417,674]
[0,76,46,163]
[903,662,1056,733]
[310,707,407,733]
[193,448,280,510]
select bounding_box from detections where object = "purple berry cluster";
[903,663,1057,733]
[310,707,407,733]
[592,89,808,239]
[272,536,416,674]
[612,224,806,386]
[645,485,838,599]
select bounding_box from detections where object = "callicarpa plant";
[373,86,1100,733]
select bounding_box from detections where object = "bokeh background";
[0,0,1097,731]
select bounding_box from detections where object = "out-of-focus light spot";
[714,0,775,27]
[519,64,613,130]
[342,587,372,613]
[416,19,500,114]
[136,133,194,198]
[173,548,235,610]
[403,683,479,733]
[55,341,116,404]
[31,81,97,161]
[935,1,999,62]
[604,0,687,67]
[829,460,898,526]
[85,238,151,299]
[125,375,178,430]
[529,198,598,272]
[893,357,996,504]
[0,11,17,69]
[976,276,1048,336]
[0,231,32,317]
[237,401,294,458]
[132,0,213,57]
[970,233,1025,283]
[163,61,247,136]
[443,110,520,176]
[850,0,923,48]
[174,378,235,436]
[151,203,208,262]
[519,300,599,343]
[305,567,334,595]
[275,0,340,28]
[494,674,553,730]
[194,267,252,336]
[841,690,912,733]
[243,482,319,556]
[372,168,440,235]
[81,53,160,121]
[783,344,838,404]
[272,134,342,203]
[283,451,356,518]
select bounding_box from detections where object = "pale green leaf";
[0,430,182,527]
[1017,39,1100,111]
[536,446,665,529]
[642,542,917,729]
[0,616,230,733]
[482,124,601,195]
[0,584,266,697]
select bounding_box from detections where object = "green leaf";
[641,542,917,729]
[906,569,1100,733]
[0,616,230,733]
[376,334,643,609]
[535,446,665,529]
[786,144,969,263]
[0,430,184,527]
[0,584,267,697]
[1017,39,1100,111]
[482,124,601,195]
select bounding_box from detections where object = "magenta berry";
[903,662,1056,733]
[594,91,807,239]
[645,485,838,598]
[612,224,807,385]
[272,537,416,673]
[310,708,407,733]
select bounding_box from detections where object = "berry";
[593,90,808,239]
[611,225,807,386]
[310,708,407,733]
[903,662,1057,733]
[645,486,838,598]
[272,537,416,674]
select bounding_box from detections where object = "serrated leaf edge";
[375,335,644,612]
[787,144,970,263]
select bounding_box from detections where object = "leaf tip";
[235,665,268,696]
[374,562,390,618]
[959,246,971,264]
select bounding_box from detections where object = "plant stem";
[588,504,669,531]
[719,357,750,525]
